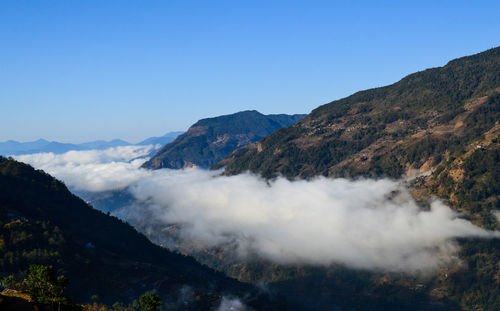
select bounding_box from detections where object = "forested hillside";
[0,156,281,310]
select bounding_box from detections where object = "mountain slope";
[219,47,499,182]
[218,47,500,230]
[142,110,305,169]
[215,47,500,310]
[0,156,282,309]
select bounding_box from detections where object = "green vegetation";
[26,264,69,306]
[0,268,169,311]
[138,293,161,311]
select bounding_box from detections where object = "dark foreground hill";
[142,110,305,169]
[0,156,284,310]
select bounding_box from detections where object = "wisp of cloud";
[16,147,500,273]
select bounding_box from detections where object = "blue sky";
[1,1,499,143]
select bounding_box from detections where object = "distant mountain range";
[0,131,183,156]
[142,110,306,169]
[135,131,184,146]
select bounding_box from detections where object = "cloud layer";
[126,169,498,272]
[16,145,155,192]
[16,147,500,273]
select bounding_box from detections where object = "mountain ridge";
[142,110,306,169]
[218,46,500,182]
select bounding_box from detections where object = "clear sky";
[1,1,499,143]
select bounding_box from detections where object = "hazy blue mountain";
[0,139,132,156]
[135,131,184,146]
[0,139,51,155]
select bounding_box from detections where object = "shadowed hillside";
[0,156,285,310]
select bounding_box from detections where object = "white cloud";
[493,210,500,223]
[15,148,500,273]
[15,145,155,192]
[126,169,499,273]
[216,297,247,311]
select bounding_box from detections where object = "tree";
[139,292,161,311]
[26,264,68,309]
[0,275,18,289]
[112,301,126,311]
[53,275,69,310]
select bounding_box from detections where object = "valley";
[1,7,499,308]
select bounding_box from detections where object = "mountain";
[0,139,51,155]
[142,111,306,169]
[0,156,285,309]
[219,47,499,182]
[214,47,500,310]
[217,47,500,228]
[135,131,184,146]
[0,139,131,156]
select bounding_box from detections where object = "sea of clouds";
[17,145,155,192]
[16,146,500,273]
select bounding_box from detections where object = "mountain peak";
[142,111,306,169]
